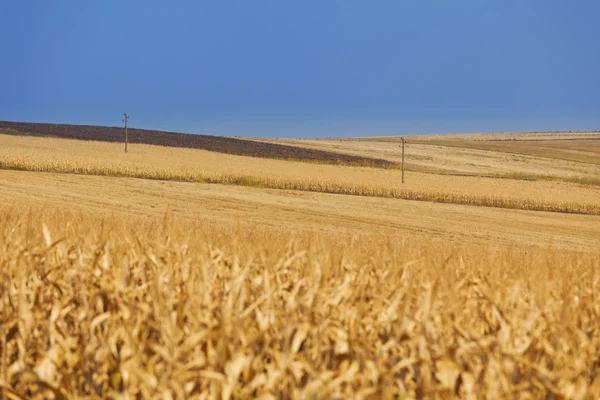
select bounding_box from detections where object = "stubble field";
[261,132,600,181]
[1,130,600,399]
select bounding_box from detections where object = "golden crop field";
[2,134,600,215]
[2,205,600,399]
[3,169,600,252]
[2,131,600,399]
[411,139,600,166]
[260,132,600,181]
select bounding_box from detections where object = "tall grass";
[1,208,600,398]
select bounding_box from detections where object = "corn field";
[2,209,600,399]
[1,136,599,216]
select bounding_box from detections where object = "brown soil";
[0,121,396,168]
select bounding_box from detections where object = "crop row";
[2,157,599,215]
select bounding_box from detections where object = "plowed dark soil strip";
[0,121,396,168]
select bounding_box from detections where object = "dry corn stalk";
[0,208,599,399]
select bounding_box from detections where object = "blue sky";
[1,1,598,138]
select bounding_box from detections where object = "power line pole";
[400,137,406,184]
[122,113,129,153]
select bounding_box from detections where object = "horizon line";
[1,119,599,140]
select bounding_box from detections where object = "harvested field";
[2,134,600,215]
[412,139,600,165]
[0,121,395,168]
[402,131,600,142]
[3,169,600,251]
[261,136,600,180]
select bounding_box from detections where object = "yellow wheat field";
[1,206,600,399]
[1,134,600,215]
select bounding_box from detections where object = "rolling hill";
[0,121,396,168]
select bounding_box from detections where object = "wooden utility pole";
[123,113,129,153]
[400,137,406,183]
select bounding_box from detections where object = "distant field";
[412,139,600,165]
[402,131,600,142]
[2,134,600,214]
[0,121,395,168]
[261,134,600,181]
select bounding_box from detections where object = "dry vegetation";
[2,128,600,398]
[401,131,600,142]
[2,207,600,399]
[4,169,600,252]
[2,134,600,215]
[411,139,600,166]
[260,135,600,182]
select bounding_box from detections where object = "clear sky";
[1,1,598,138]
